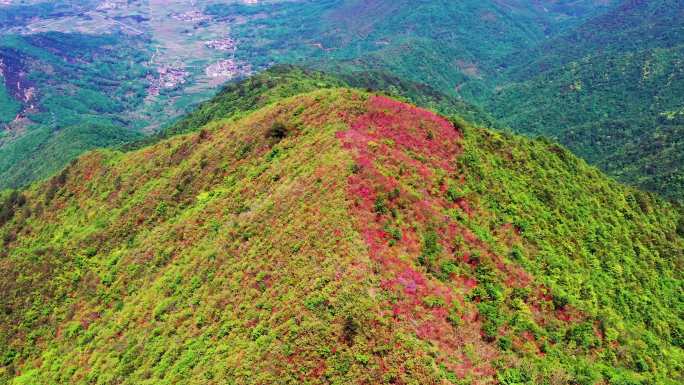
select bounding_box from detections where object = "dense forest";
[1,70,682,384]
[485,0,684,198]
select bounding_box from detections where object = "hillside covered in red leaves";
[0,81,682,385]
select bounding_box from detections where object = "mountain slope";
[1,86,682,384]
[0,31,149,189]
[504,0,684,79]
[486,0,684,198]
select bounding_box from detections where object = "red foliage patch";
[337,96,500,380]
[337,95,592,380]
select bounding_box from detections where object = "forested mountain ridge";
[140,65,501,146]
[503,0,684,79]
[0,74,682,384]
[486,0,684,198]
[7,1,681,199]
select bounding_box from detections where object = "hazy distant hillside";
[0,31,149,189]
[505,0,684,79]
[487,0,684,198]
[225,0,619,96]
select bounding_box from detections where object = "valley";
[0,0,256,129]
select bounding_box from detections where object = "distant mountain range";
[1,0,633,194]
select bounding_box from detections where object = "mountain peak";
[1,85,682,384]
